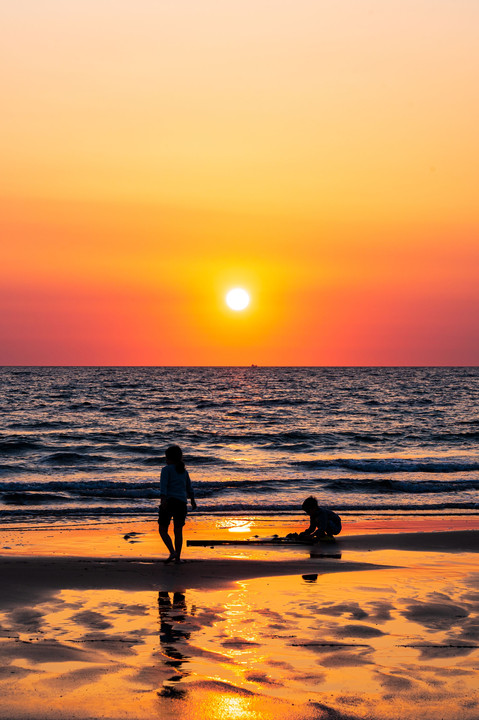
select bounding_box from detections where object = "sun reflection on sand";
[221,519,254,534]
[0,550,478,719]
[201,694,259,720]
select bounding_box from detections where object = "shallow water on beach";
[1,366,478,524]
[0,553,478,720]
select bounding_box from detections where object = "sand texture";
[0,525,478,719]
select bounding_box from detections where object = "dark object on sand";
[187,535,318,547]
[302,574,318,582]
[123,532,142,542]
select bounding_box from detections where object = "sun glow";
[226,288,250,311]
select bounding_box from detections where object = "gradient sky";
[1,0,478,365]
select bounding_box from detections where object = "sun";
[226,287,250,311]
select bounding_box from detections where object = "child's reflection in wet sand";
[157,591,193,698]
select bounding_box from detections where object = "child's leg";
[159,524,175,557]
[173,522,183,560]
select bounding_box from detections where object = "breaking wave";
[293,458,479,473]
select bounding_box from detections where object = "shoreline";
[1,512,477,558]
[1,529,477,599]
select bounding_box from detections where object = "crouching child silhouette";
[299,496,342,541]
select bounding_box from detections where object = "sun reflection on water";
[204,694,258,720]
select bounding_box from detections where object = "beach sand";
[0,517,478,720]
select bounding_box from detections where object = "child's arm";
[159,466,169,504]
[186,471,197,509]
[299,517,316,536]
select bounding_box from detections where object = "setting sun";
[226,288,250,311]
[0,1,478,718]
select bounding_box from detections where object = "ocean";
[0,367,478,524]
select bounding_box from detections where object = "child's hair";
[165,445,185,474]
[302,496,318,512]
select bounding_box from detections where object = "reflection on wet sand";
[157,591,193,698]
[0,548,478,719]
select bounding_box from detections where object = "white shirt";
[160,464,194,503]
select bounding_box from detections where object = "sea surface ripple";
[0,367,478,523]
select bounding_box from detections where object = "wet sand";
[0,521,478,719]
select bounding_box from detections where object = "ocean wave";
[106,443,163,455]
[0,474,476,501]
[41,452,111,465]
[0,478,274,500]
[0,479,163,500]
[0,439,41,454]
[431,431,479,441]
[2,479,475,509]
[196,400,231,409]
[0,501,476,521]
[142,454,222,466]
[323,478,479,494]
[2,491,67,505]
[249,397,311,407]
[186,454,224,465]
[193,501,478,513]
[7,421,70,430]
[0,463,29,475]
[99,407,138,417]
[68,401,99,411]
[292,458,479,473]
[222,430,315,442]
[0,477,304,503]
[266,441,317,451]
[141,457,166,466]
[0,431,422,460]
[340,430,404,442]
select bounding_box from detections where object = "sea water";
[0,367,477,524]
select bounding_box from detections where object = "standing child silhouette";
[158,445,197,563]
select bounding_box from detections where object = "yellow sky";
[1,1,478,364]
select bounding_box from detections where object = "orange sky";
[1,1,478,365]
